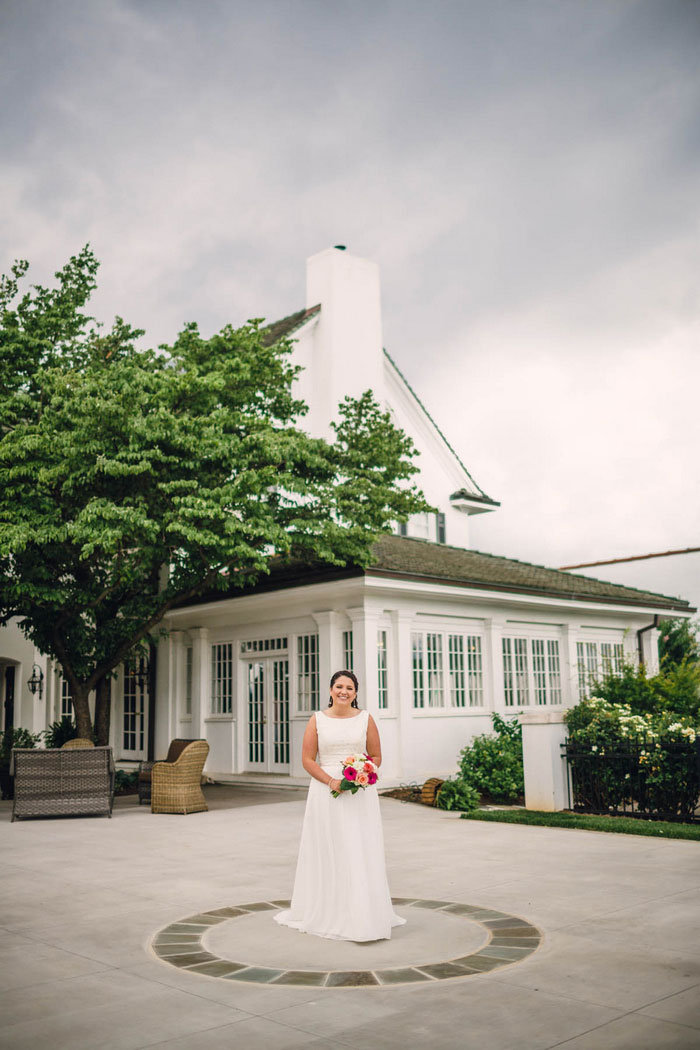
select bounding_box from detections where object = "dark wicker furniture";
[151,739,209,815]
[11,747,115,821]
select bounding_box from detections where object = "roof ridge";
[382,348,498,505]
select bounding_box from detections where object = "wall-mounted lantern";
[27,664,44,700]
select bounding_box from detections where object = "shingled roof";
[261,304,320,346]
[180,536,693,612]
[367,536,693,611]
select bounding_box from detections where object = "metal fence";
[561,735,700,823]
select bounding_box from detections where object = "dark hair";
[328,669,359,708]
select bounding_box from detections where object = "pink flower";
[344,766,357,781]
[344,755,356,765]
[357,772,369,786]
[362,762,374,773]
[368,771,378,785]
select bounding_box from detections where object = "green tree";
[0,249,429,741]
[659,618,699,668]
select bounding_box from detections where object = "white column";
[521,709,569,811]
[484,617,506,712]
[347,606,380,717]
[388,609,412,781]
[190,627,209,741]
[560,624,580,707]
[312,611,344,705]
[639,626,660,675]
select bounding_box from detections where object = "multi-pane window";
[504,636,561,706]
[413,630,484,709]
[240,637,287,654]
[377,630,388,709]
[60,678,73,718]
[297,634,319,711]
[547,640,562,704]
[577,640,624,697]
[436,512,446,544]
[123,658,147,752]
[342,630,354,671]
[412,633,425,708]
[184,646,193,716]
[211,643,233,714]
[503,637,530,706]
[426,633,444,706]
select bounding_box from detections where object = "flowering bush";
[564,698,700,819]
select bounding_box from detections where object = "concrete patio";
[1,785,699,1050]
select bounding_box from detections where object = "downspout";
[637,614,659,668]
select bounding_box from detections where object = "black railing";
[562,735,700,823]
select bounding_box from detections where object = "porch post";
[312,611,344,705]
[347,606,380,717]
[190,627,209,741]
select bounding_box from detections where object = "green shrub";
[584,657,700,720]
[44,717,79,749]
[436,778,480,812]
[0,726,42,766]
[659,617,699,667]
[458,713,524,803]
[114,770,138,794]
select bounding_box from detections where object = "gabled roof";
[383,350,499,507]
[178,536,693,612]
[261,304,320,346]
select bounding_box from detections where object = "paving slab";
[1,787,699,1050]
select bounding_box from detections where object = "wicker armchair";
[138,738,199,805]
[61,738,95,750]
[150,739,209,815]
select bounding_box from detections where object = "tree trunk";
[94,675,111,747]
[71,683,93,740]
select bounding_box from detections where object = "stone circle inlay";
[150,899,542,987]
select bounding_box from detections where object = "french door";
[121,658,148,760]
[245,658,290,772]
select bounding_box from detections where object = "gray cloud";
[2,0,699,601]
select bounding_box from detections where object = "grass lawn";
[461,808,700,841]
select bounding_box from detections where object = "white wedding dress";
[274,708,406,941]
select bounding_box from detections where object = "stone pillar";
[521,709,569,812]
[388,609,412,781]
[190,627,209,741]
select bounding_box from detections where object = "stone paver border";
[150,899,542,987]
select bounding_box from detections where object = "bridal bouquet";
[331,754,378,797]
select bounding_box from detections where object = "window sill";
[204,715,235,723]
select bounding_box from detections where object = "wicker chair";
[11,747,115,821]
[150,739,209,815]
[61,738,95,750]
[138,738,199,805]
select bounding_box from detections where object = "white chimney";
[304,247,385,436]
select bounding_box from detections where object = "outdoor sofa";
[11,746,115,821]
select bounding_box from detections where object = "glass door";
[122,658,148,760]
[245,658,290,773]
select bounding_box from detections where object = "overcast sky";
[2,0,699,606]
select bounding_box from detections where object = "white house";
[1,247,693,788]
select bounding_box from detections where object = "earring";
[328,697,333,707]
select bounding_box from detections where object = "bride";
[274,670,406,942]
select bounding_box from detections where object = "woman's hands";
[328,778,342,793]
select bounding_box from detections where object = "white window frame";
[377,630,388,710]
[503,633,563,707]
[211,642,233,715]
[412,627,485,712]
[296,633,319,712]
[577,638,624,698]
[342,630,354,672]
